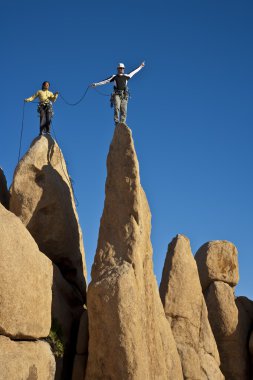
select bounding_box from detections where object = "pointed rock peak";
[195,240,239,291]
[167,233,191,255]
[92,124,144,279]
[86,126,183,379]
[106,123,140,198]
[0,167,9,209]
[10,133,87,302]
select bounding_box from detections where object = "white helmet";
[117,63,125,69]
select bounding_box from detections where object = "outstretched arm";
[24,91,39,102]
[127,62,145,79]
[91,75,115,87]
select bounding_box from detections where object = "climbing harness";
[110,88,130,108]
[37,101,54,117]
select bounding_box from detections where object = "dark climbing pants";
[39,104,53,134]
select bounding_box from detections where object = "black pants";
[39,104,52,134]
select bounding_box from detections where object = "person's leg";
[40,107,46,135]
[120,97,128,123]
[113,95,121,124]
[45,108,52,133]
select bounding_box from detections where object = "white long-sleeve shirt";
[93,64,144,90]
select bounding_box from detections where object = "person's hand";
[141,61,145,67]
[90,83,96,88]
[24,99,28,102]
[55,91,59,95]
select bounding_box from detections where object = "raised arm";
[24,91,39,102]
[126,62,145,79]
[91,75,115,87]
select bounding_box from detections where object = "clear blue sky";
[1,1,253,298]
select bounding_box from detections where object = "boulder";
[0,204,52,339]
[85,124,183,380]
[0,335,55,380]
[160,234,223,379]
[205,282,238,337]
[0,167,9,208]
[205,282,251,379]
[195,240,239,291]
[10,135,87,302]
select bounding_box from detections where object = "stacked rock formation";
[0,167,9,209]
[85,124,183,379]
[9,135,87,380]
[195,241,253,379]
[160,234,224,380]
[0,203,55,379]
[3,126,253,380]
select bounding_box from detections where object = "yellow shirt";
[25,90,58,104]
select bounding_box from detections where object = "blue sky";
[1,1,253,297]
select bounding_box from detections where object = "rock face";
[0,336,55,380]
[249,327,253,375]
[160,234,223,380]
[196,241,251,380]
[72,307,89,380]
[52,265,85,380]
[0,167,9,209]
[10,135,86,302]
[0,203,52,339]
[85,124,183,380]
[195,240,239,291]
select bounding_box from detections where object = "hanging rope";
[58,85,90,106]
[93,87,111,97]
[17,102,26,164]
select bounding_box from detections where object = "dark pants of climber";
[39,104,53,135]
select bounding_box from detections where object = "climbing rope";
[93,87,111,97]
[17,102,26,164]
[17,101,42,163]
[58,85,90,106]
[57,85,111,105]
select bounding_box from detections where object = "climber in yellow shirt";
[25,81,59,136]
